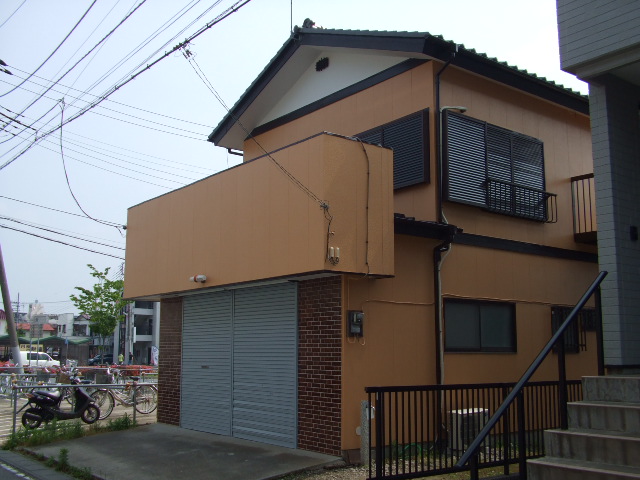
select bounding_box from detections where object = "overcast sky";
[0,0,587,316]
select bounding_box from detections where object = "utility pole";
[0,244,23,374]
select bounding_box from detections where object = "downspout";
[433,45,458,386]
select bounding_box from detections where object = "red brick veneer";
[297,276,342,455]
[157,297,182,425]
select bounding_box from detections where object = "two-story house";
[124,26,598,458]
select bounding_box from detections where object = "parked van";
[10,351,60,368]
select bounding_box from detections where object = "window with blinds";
[357,109,429,189]
[443,111,551,222]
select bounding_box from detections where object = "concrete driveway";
[27,423,342,480]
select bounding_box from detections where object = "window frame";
[551,306,595,354]
[356,109,430,190]
[444,298,517,353]
[443,111,551,222]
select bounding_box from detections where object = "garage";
[180,282,298,448]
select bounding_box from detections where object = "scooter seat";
[34,390,61,402]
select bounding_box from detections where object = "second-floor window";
[443,111,551,222]
[357,109,430,190]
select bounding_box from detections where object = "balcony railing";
[571,173,597,244]
[485,178,557,223]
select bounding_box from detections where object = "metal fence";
[0,369,158,439]
[365,380,582,480]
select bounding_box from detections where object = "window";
[444,299,516,352]
[551,306,596,353]
[357,109,430,189]
[443,111,554,222]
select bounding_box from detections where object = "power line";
[0,216,125,250]
[0,195,122,226]
[58,101,126,234]
[0,224,125,260]
[2,69,213,129]
[0,0,253,171]
[0,0,27,29]
[182,45,326,208]
[0,0,147,133]
[34,141,179,188]
[0,0,98,99]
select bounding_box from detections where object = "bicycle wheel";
[0,376,10,396]
[134,385,157,414]
[90,389,115,420]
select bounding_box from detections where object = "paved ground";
[21,423,342,480]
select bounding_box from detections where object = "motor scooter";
[19,377,100,429]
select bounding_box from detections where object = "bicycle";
[90,368,157,419]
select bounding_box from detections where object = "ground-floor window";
[444,299,516,352]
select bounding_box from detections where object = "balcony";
[124,132,394,299]
[485,178,557,223]
[571,173,597,244]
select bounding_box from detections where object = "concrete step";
[569,401,640,433]
[544,428,640,467]
[583,376,640,403]
[528,457,640,479]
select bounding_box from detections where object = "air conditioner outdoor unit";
[448,408,489,452]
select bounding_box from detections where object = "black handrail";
[456,271,608,470]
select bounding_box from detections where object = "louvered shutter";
[444,113,486,207]
[357,110,429,190]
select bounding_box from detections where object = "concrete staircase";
[528,376,640,479]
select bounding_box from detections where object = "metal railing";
[457,271,607,479]
[486,178,557,223]
[365,380,582,480]
[0,368,158,438]
[365,271,607,480]
[571,173,597,243]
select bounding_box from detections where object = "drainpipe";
[433,46,458,386]
[433,241,448,386]
[435,45,458,225]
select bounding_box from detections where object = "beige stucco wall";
[328,61,598,452]
[124,133,394,299]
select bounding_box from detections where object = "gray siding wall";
[557,0,640,71]
[591,75,640,367]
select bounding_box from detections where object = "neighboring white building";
[115,301,160,365]
[557,0,640,372]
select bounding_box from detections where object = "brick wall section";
[157,297,182,425]
[298,276,342,455]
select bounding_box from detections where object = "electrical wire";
[54,0,126,96]
[0,224,125,260]
[0,0,27,29]
[0,0,253,171]
[0,216,125,250]
[181,45,325,206]
[35,141,179,188]
[0,195,122,226]
[58,101,125,235]
[0,0,147,133]
[0,81,209,147]
[2,68,213,128]
[79,0,209,99]
[0,0,98,99]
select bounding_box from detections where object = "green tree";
[70,265,130,351]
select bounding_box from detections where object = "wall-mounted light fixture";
[189,274,207,283]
